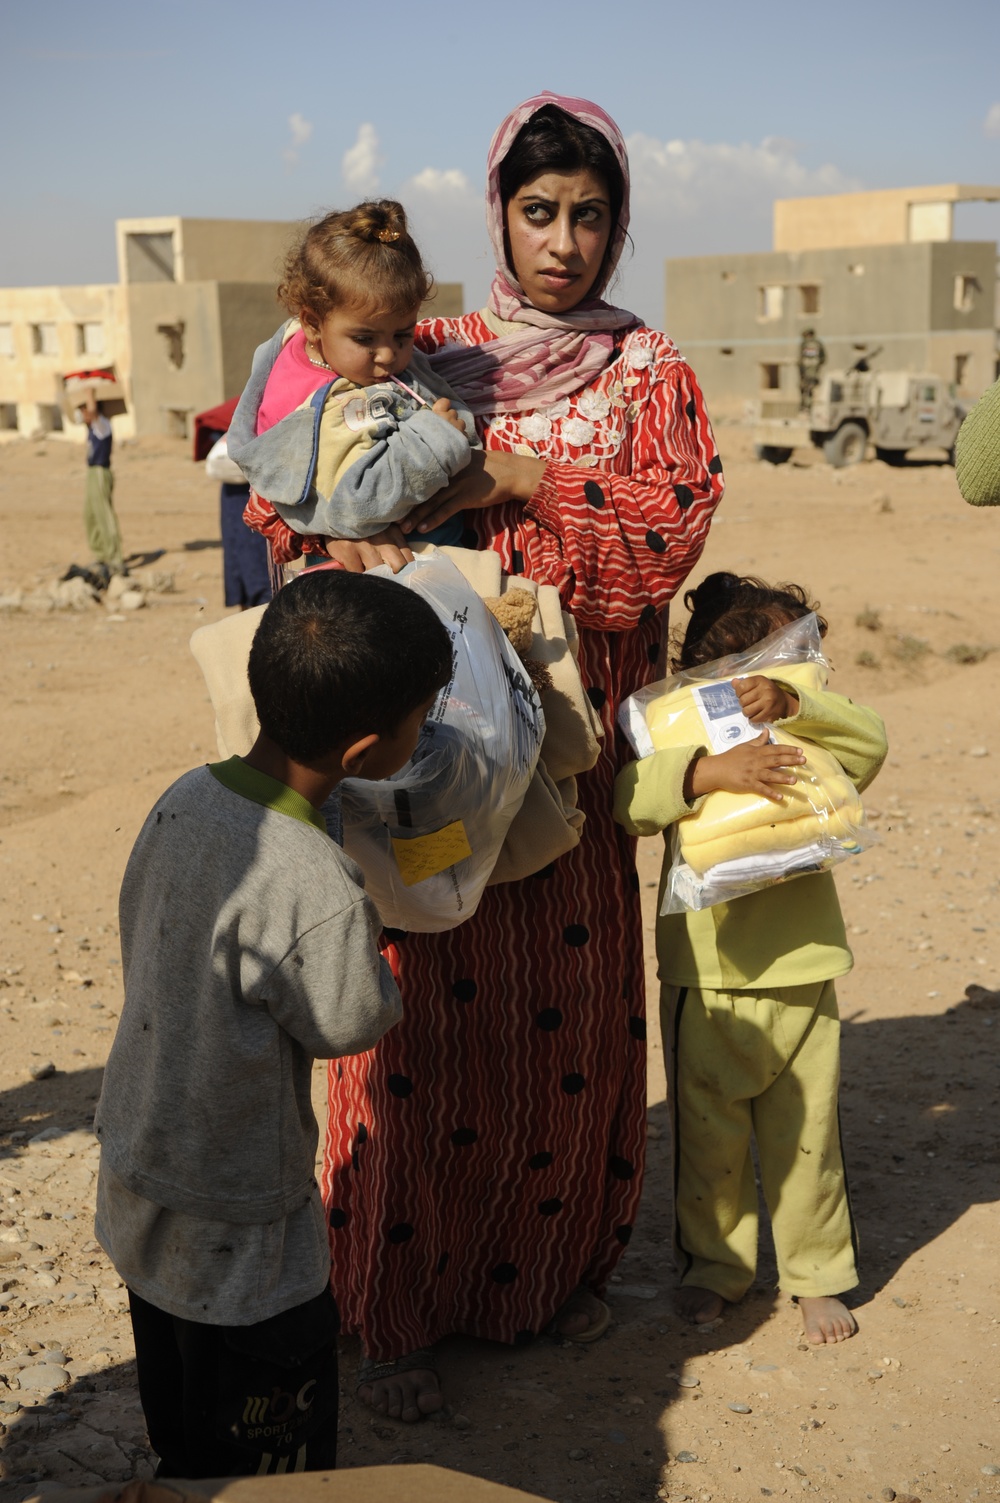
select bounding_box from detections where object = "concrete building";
[0,217,463,442]
[666,185,1000,416]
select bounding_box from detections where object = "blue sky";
[3,0,1000,322]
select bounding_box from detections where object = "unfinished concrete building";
[666,185,1000,415]
[0,217,463,442]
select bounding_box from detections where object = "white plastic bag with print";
[340,553,545,932]
[618,613,875,913]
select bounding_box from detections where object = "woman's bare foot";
[675,1286,726,1324]
[553,1287,612,1342]
[798,1295,857,1345]
[357,1352,443,1423]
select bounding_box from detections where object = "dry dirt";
[0,429,998,1502]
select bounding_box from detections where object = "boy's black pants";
[128,1286,339,1477]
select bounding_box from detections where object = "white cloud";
[282,111,313,168]
[409,167,472,195]
[618,132,862,323]
[984,102,1000,138]
[625,132,858,222]
[342,123,384,196]
[400,166,491,309]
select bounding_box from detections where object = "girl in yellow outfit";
[614,573,887,1345]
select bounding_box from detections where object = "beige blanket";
[189,546,603,885]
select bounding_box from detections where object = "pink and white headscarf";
[430,92,641,417]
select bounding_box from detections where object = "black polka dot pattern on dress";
[329,1208,347,1229]
[538,1198,563,1215]
[639,603,657,625]
[451,1127,478,1146]
[686,399,697,421]
[610,1156,636,1180]
[586,685,606,710]
[629,1016,646,1041]
[528,1151,553,1170]
[388,1223,414,1244]
[388,1075,413,1098]
[563,925,590,947]
[452,979,477,1003]
[561,1073,586,1095]
[535,1008,563,1031]
[674,484,694,509]
[492,1262,518,1283]
[647,641,659,665]
[383,927,407,944]
[356,1123,368,1144]
[708,453,723,475]
[512,549,524,574]
[628,870,640,893]
[583,480,606,509]
[437,1252,450,1274]
[645,530,666,554]
[615,1225,633,1245]
[531,863,556,880]
[462,527,479,550]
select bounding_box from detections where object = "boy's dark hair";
[277,200,433,324]
[498,104,627,291]
[672,571,828,673]
[247,569,453,765]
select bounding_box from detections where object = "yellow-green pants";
[84,465,124,571]
[661,980,858,1302]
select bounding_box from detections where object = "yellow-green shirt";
[613,683,887,991]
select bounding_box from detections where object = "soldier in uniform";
[799,329,826,410]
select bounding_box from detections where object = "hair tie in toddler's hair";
[377,228,401,243]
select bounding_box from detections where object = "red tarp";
[192,396,241,461]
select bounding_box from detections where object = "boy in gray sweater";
[94,567,452,1478]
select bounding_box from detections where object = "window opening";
[31,323,59,357]
[757,286,784,321]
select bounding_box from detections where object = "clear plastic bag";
[340,553,545,931]
[618,613,875,913]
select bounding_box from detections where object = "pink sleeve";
[518,360,723,632]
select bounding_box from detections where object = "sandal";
[550,1286,612,1345]
[357,1348,441,1422]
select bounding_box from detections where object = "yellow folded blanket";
[646,662,864,876]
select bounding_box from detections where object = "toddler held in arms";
[229,199,477,567]
[614,572,887,1345]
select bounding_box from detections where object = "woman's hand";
[734,675,799,725]
[401,450,547,536]
[684,731,806,804]
[322,526,414,575]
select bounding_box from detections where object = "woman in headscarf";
[246,93,724,1420]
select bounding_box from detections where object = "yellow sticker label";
[391,820,473,887]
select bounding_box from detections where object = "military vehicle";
[752,350,965,468]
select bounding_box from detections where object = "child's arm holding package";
[614,674,887,839]
[261,889,402,1060]
[735,674,888,792]
[614,734,806,838]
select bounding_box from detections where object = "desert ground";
[0,425,998,1502]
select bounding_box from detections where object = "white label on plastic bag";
[691,681,761,753]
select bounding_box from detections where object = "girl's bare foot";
[357,1351,443,1423]
[675,1286,726,1324]
[798,1295,857,1345]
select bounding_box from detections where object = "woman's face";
[504,167,613,314]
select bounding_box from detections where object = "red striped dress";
[320,313,724,1359]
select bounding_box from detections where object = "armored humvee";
[752,353,966,468]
